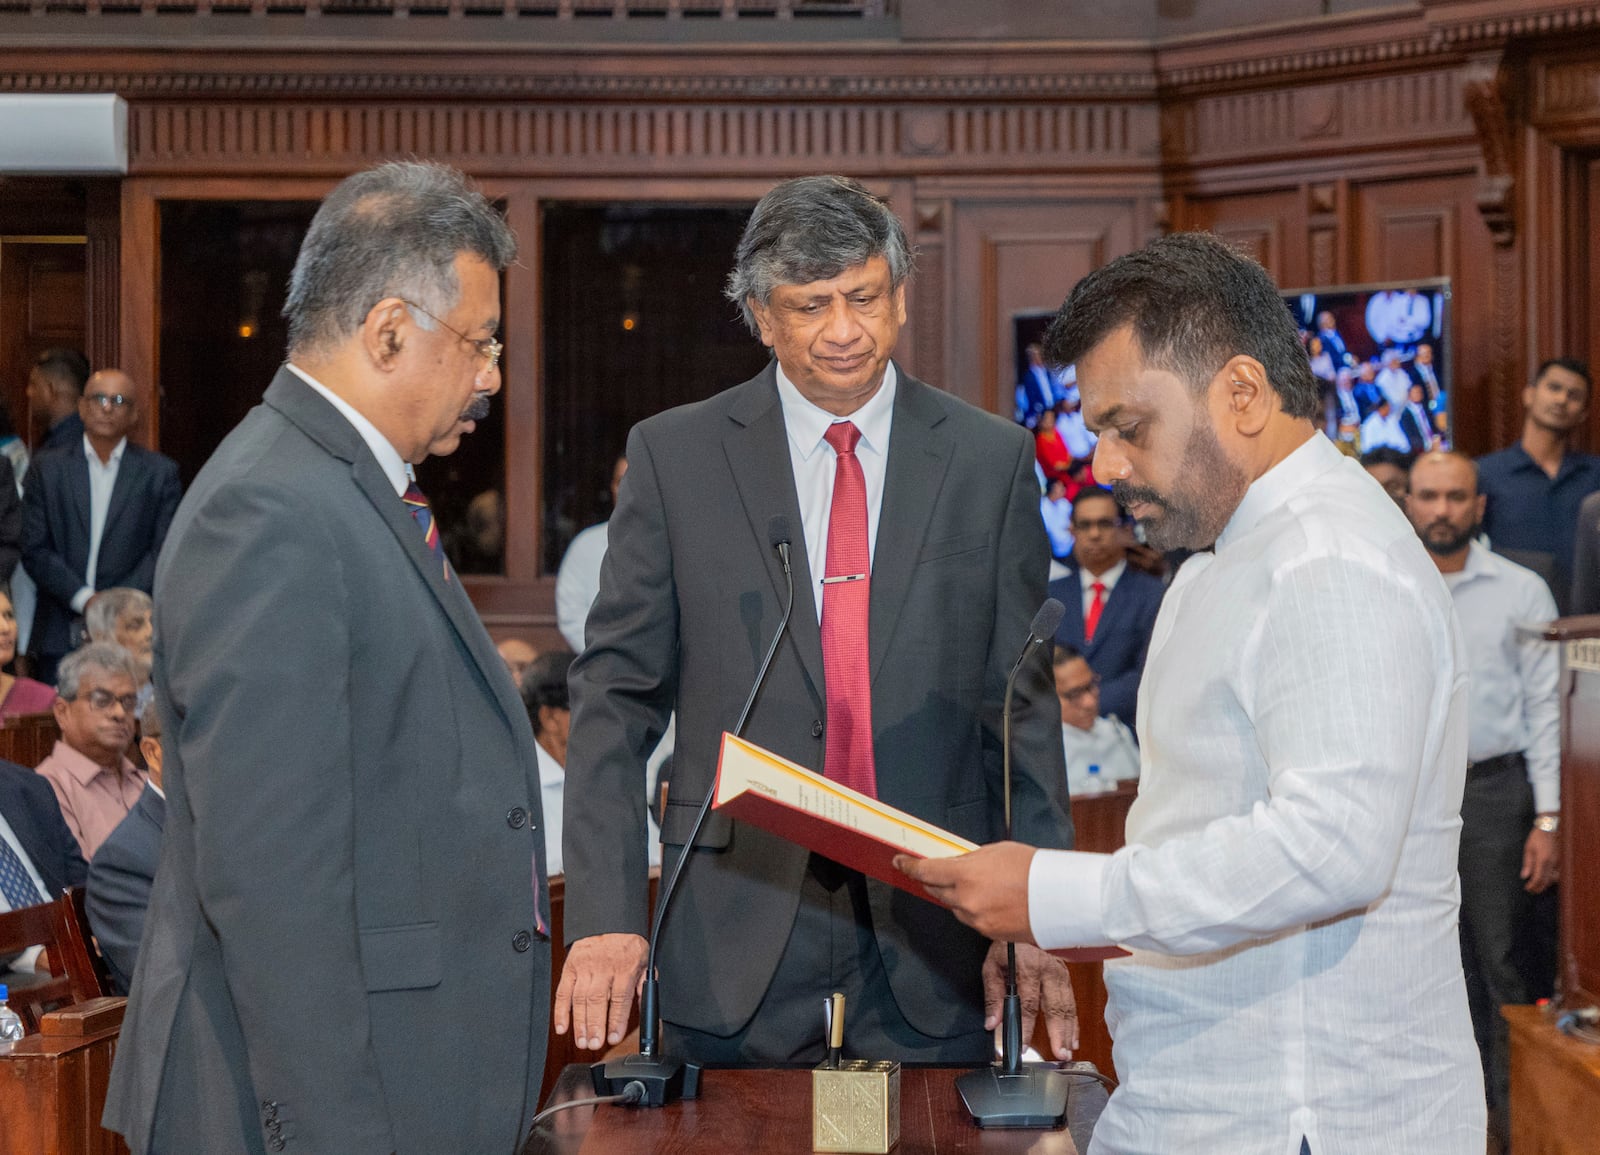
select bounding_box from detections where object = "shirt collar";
[50,738,135,785]
[286,363,410,497]
[1215,430,1341,552]
[83,435,127,467]
[1081,557,1127,589]
[1449,539,1497,587]
[775,360,898,462]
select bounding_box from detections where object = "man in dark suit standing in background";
[556,176,1077,1067]
[24,347,89,455]
[20,369,181,684]
[1047,488,1164,726]
[104,161,551,1155]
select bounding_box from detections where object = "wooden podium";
[1505,618,1600,1150]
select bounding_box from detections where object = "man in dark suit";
[103,162,550,1155]
[556,176,1076,1067]
[0,757,88,978]
[86,695,167,995]
[1047,488,1164,725]
[24,347,89,455]
[20,369,182,685]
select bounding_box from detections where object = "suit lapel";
[869,374,954,685]
[101,447,141,540]
[67,450,91,541]
[1059,564,1088,649]
[722,367,824,705]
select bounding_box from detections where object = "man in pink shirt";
[36,642,146,858]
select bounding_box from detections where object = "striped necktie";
[402,481,451,583]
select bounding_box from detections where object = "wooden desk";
[1505,1003,1600,1155]
[524,1063,1108,1155]
[0,998,128,1155]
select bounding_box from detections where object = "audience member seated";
[1053,646,1139,794]
[1033,407,1075,484]
[86,696,165,995]
[1039,477,1074,560]
[1047,488,1164,724]
[496,637,538,687]
[20,370,182,684]
[1360,446,1412,508]
[0,755,87,983]
[35,643,147,859]
[0,589,56,719]
[84,588,154,672]
[1360,398,1410,454]
[521,650,574,877]
[1478,357,1598,613]
[555,454,627,652]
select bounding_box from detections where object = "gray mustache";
[461,393,492,422]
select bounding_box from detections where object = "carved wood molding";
[1463,52,1519,245]
[1428,1,1600,49]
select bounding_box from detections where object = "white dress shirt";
[1443,542,1561,813]
[1359,409,1409,453]
[534,741,565,877]
[775,361,896,624]
[555,521,610,652]
[287,364,409,497]
[1061,715,1140,793]
[1029,433,1482,1154]
[74,435,127,613]
[1078,557,1125,619]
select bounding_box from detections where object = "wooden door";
[0,236,86,449]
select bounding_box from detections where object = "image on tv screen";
[1282,278,1451,455]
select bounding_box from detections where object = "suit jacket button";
[811,720,824,738]
[513,930,532,952]
[268,1138,286,1152]
[507,807,527,829]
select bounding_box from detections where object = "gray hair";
[56,642,142,701]
[724,175,913,335]
[284,161,517,358]
[84,587,152,645]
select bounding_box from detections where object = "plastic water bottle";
[1086,763,1105,793]
[0,984,24,1043]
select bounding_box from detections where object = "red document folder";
[711,733,1128,962]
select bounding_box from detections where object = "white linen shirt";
[1028,432,1483,1154]
[775,362,896,625]
[1442,542,1561,813]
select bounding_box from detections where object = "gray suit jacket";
[103,369,551,1155]
[564,362,1073,1042]
[86,782,165,995]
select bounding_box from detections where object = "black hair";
[520,650,574,735]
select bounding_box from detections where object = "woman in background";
[0,588,56,716]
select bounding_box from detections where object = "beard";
[1421,519,1479,556]
[1111,418,1251,552]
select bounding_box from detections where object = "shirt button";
[811,720,824,738]
[512,930,532,952]
[506,807,527,829]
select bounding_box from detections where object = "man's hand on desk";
[984,941,1079,1059]
[553,932,648,1050]
[894,841,1037,942]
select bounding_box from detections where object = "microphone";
[957,596,1073,1129]
[591,515,796,1107]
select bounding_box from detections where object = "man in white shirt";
[1359,398,1410,454]
[1375,346,1413,412]
[554,453,627,652]
[1407,450,1560,1148]
[901,232,1482,1155]
[1052,646,1138,792]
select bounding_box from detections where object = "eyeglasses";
[84,393,133,411]
[78,688,139,714]
[1060,675,1101,702]
[1071,518,1121,533]
[400,300,503,372]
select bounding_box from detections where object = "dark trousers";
[1458,753,1547,1115]
[664,854,990,1066]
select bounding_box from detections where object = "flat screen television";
[1282,278,1452,454]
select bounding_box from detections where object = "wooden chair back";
[0,888,113,1033]
[0,711,62,768]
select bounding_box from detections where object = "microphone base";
[955,1063,1071,1129]
[590,1053,702,1107]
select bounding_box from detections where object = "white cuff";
[1028,848,1115,950]
[71,587,94,614]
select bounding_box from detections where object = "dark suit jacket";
[0,757,88,898]
[1399,406,1432,454]
[20,440,182,661]
[40,413,85,455]
[103,369,551,1155]
[1569,490,1600,616]
[1047,560,1165,725]
[0,457,19,583]
[564,362,1074,1044]
[86,783,164,996]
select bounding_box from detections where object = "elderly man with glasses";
[1052,644,1140,794]
[34,642,147,859]
[20,368,181,685]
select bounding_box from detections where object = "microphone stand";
[956,602,1072,1129]
[591,528,796,1107]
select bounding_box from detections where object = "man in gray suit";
[556,176,1076,1065]
[104,162,551,1155]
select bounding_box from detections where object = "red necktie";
[1084,581,1106,643]
[821,422,877,799]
